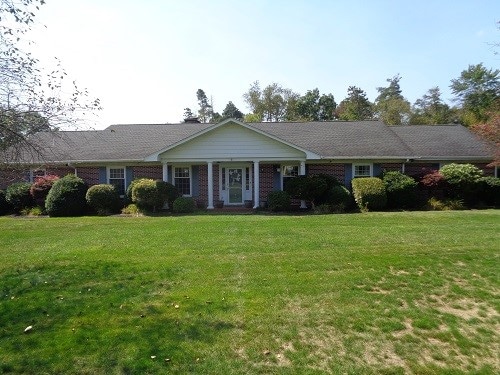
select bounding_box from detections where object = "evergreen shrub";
[86,184,122,215]
[476,176,500,206]
[351,177,387,212]
[267,191,291,212]
[0,190,12,215]
[5,182,34,213]
[383,171,417,209]
[172,197,196,213]
[45,175,88,217]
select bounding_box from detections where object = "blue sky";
[29,0,499,128]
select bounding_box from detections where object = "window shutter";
[99,167,107,184]
[344,164,352,187]
[273,166,281,191]
[373,164,382,177]
[125,167,133,189]
[191,166,199,197]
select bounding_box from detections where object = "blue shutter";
[99,167,107,184]
[344,164,352,187]
[373,164,382,177]
[273,166,281,191]
[168,166,172,182]
[191,166,199,197]
[125,167,133,189]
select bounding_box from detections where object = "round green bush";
[131,178,162,212]
[328,185,352,208]
[5,182,34,213]
[126,178,149,202]
[86,184,122,215]
[476,176,500,206]
[440,163,483,186]
[0,189,12,215]
[267,191,291,212]
[156,180,179,208]
[440,164,483,204]
[351,177,387,212]
[45,174,88,217]
[172,197,196,213]
[383,171,417,209]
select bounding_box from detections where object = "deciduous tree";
[450,63,499,125]
[0,0,100,165]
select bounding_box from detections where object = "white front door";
[227,168,244,204]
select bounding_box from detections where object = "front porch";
[161,161,306,210]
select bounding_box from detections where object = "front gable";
[145,119,315,162]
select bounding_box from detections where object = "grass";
[0,210,499,374]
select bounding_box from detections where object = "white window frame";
[281,164,299,190]
[107,166,126,197]
[352,163,373,178]
[173,166,192,197]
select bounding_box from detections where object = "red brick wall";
[404,163,439,178]
[259,164,275,201]
[132,165,162,180]
[379,163,403,172]
[76,167,100,186]
[307,164,345,182]
[0,169,28,189]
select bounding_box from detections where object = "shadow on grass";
[0,261,236,374]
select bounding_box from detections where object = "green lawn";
[0,211,499,374]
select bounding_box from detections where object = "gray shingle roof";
[390,124,494,159]
[24,120,494,163]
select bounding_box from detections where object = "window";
[108,167,125,196]
[174,167,191,196]
[353,164,372,178]
[221,168,226,190]
[282,165,299,190]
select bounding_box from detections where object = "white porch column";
[207,161,214,209]
[299,161,307,209]
[253,161,260,209]
[162,162,169,182]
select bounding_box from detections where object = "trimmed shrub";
[131,179,162,212]
[267,191,291,212]
[86,184,122,215]
[45,174,88,217]
[382,171,418,209]
[476,176,500,206]
[122,204,140,215]
[156,180,179,208]
[30,175,59,207]
[0,190,12,215]
[440,163,483,186]
[5,182,34,213]
[285,174,342,208]
[172,197,196,213]
[126,178,148,202]
[328,185,352,212]
[440,163,483,202]
[351,177,387,212]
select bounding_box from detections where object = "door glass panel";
[228,168,243,203]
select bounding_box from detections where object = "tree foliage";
[243,81,298,122]
[0,0,100,165]
[374,75,411,125]
[196,89,214,123]
[410,87,456,125]
[336,86,373,121]
[450,63,499,125]
[221,101,243,120]
[293,88,336,121]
